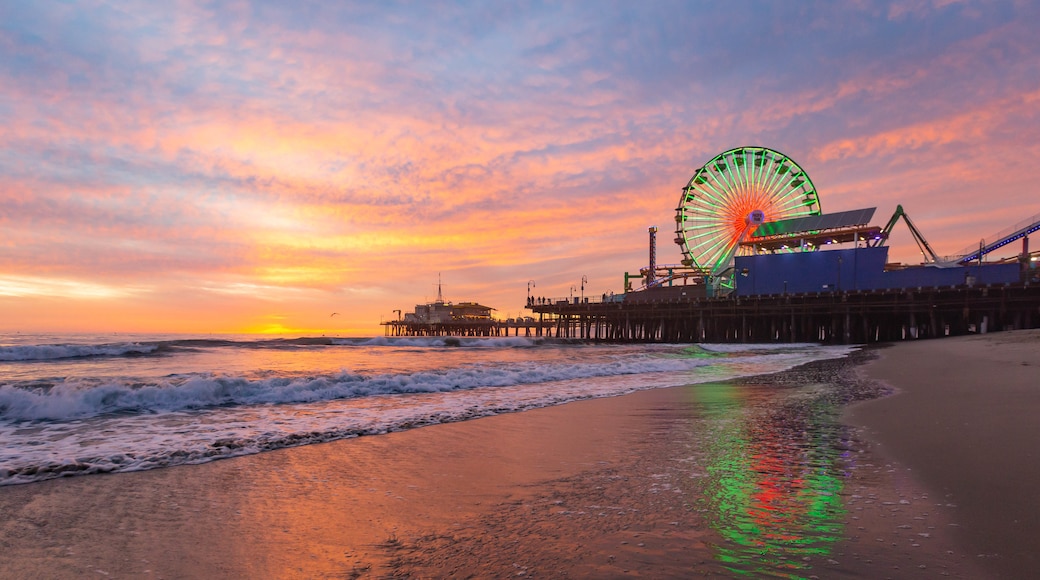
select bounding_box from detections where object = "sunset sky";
[2,1,1039,335]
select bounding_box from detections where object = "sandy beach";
[847,329,1040,579]
[1,334,1035,578]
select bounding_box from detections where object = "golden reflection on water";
[207,380,853,578]
[212,399,653,578]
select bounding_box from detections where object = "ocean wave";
[0,345,859,486]
[697,343,824,353]
[0,342,161,362]
[0,354,723,421]
[0,388,618,486]
[0,335,561,363]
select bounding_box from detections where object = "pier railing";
[527,294,623,307]
[945,211,1040,263]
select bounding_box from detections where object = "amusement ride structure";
[518,143,1040,343]
[675,146,822,277]
[627,145,1040,295]
[632,146,825,293]
[383,144,1040,342]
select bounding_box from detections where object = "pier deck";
[527,282,1040,343]
[381,318,553,338]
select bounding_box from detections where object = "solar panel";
[751,207,876,238]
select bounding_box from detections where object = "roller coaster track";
[947,211,1040,264]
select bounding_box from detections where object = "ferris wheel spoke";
[688,176,730,208]
[772,189,806,210]
[775,192,814,213]
[707,158,738,191]
[697,233,735,257]
[698,175,732,208]
[689,185,728,210]
[750,150,768,193]
[760,160,798,207]
[765,168,812,215]
[690,191,733,218]
[686,231,730,255]
[774,181,816,214]
[683,229,725,245]
[760,154,790,204]
[737,150,755,197]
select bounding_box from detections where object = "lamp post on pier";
[528,280,536,305]
[581,275,587,303]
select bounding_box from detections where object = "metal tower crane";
[874,205,942,263]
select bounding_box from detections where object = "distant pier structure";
[383,277,554,338]
[526,146,1040,344]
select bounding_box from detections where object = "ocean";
[0,333,856,487]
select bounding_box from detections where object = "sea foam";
[0,339,859,487]
[0,342,159,361]
[0,354,719,421]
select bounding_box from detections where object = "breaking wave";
[0,343,161,361]
[0,355,724,421]
[0,336,560,362]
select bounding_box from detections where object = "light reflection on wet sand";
[0,354,990,578]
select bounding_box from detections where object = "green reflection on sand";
[676,345,721,359]
[691,383,846,578]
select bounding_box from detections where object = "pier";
[527,282,1040,344]
[382,147,1040,344]
[383,280,1040,343]
[515,146,1040,344]
[382,317,553,338]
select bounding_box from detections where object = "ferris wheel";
[675,146,822,275]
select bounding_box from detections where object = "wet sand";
[847,329,1040,579]
[0,346,1012,578]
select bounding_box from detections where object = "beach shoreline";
[0,336,1031,578]
[846,329,1040,579]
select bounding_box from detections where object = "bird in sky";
[330,312,340,317]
